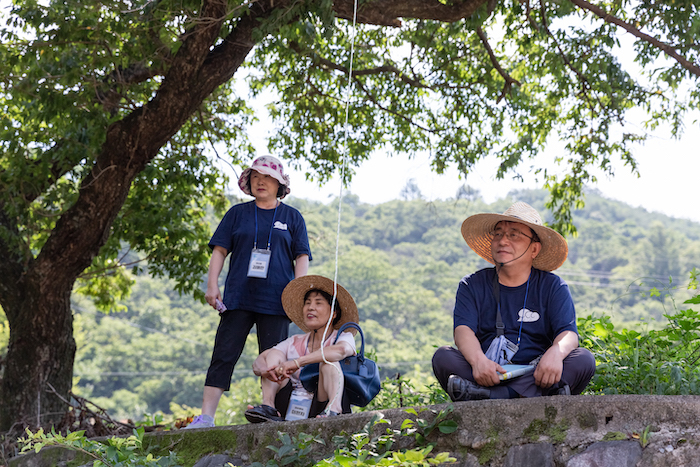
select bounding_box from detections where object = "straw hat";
[461,202,568,271]
[281,275,359,334]
[238,156,291,199]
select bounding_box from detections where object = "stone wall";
[10,395,700,467]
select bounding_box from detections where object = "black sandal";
[244,404,284,423]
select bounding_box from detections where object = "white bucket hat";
[238,156,291,199]
[460,202,568,271]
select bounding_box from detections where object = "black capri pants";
[205,309,290,391]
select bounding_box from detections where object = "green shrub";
[579,270,700,395]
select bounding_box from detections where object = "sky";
[240,112,700,224]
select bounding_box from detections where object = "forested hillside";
[1,189,698,424]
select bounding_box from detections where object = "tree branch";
[351,77,439,133]
[569,0,700,78]
[476,26,521,103]
[289,41,431,89]
[538,1,602,116]
[33,0,242,289]
[333,0,489,27]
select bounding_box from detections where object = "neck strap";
[253,202,279,250]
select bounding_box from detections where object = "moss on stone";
[544,406,557,420]
[523,419,549,442]
[547,419,570,443]
[166,430,238,467]
[577,411,598,430]
[248,431,276,463]
[522,407,569,443]
[476,427,499,465]
[42,445,88,467]
[602,431,628,441]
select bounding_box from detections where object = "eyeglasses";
[490,229,534,242]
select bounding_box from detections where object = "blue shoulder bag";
[299,322,381,407]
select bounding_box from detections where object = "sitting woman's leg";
[246,349,289,423]
[260,351,287,409]
[317,361,344,415]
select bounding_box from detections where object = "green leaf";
[437,420,459,434]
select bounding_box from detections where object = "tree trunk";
[1,287,75,431]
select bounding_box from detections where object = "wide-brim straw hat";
[238,155,291,199]
[461,201,568,272]
[281,275,359,334]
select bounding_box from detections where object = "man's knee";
[568,347,596,372]
[432,346,455,372]
[433,345,472,389]
[432,345,454,365]
[564,347,596,394]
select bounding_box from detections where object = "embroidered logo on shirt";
[518,308,540,323]
[273,221,288,230]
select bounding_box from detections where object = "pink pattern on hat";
[238,156,291,199]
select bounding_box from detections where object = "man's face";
[490,221,540,267]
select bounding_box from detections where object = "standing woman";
[186,156,311,429]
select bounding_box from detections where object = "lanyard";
[253,202,279,250]
[516,274,531,346]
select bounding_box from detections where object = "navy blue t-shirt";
[209,201,312,316]
[453,268,578,364]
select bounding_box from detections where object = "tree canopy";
[1,0,699,431]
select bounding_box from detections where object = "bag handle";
[333,322,365,360]
[492,270,505,337]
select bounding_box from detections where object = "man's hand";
[455,325,505,387]
[472,355,505,387]
[533,330,578,389]
[533,346,564,388]
[204,284,221,309]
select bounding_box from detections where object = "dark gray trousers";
[432,345,596,397]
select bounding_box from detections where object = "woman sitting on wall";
[245,275,358,422]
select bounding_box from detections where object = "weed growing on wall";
[19,427,181,467]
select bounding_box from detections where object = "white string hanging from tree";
[318,0,360,414]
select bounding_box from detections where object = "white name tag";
[285,388,313,421]
[247,249,271,278]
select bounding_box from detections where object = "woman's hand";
[260,365,282,382]
[271,360,299,381]
[204,284,222,309]
[252,349,286,382]
[205,246,227,309]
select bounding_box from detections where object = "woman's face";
[250,170,280,202]
[303,291,334,331]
